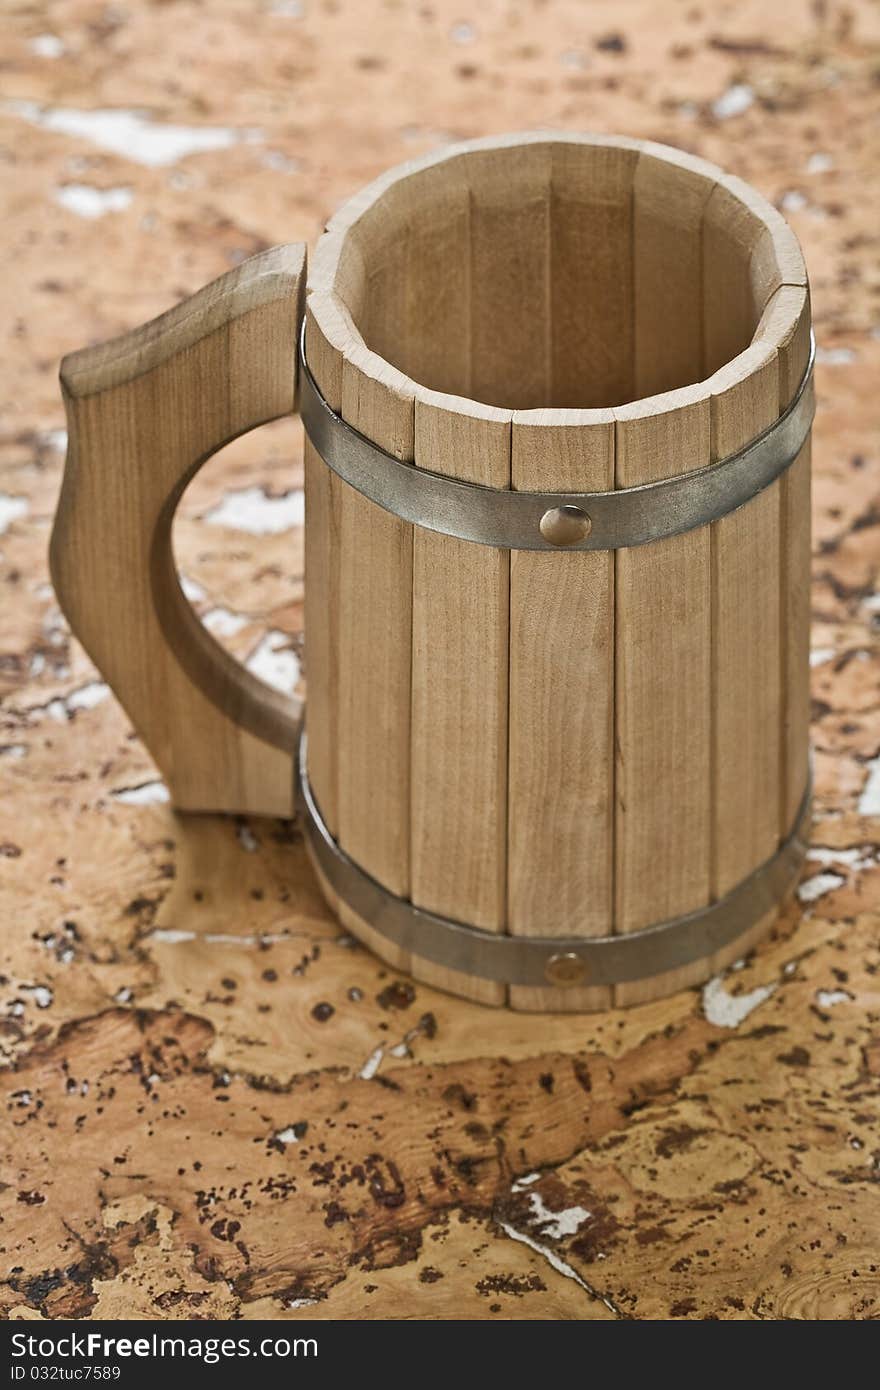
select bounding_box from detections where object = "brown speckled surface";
[1,0,879,1321]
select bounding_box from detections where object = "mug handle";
[50,245,306,818]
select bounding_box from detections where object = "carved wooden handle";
[50,244,307,816]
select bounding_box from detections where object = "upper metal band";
[298,734,811,988]
[299,325,815,552]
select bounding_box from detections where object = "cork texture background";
[1,0,879,1320]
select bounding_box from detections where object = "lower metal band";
[297,735,811,988]
[298,324,815,553]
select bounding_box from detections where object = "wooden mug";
[51,133,813,1011]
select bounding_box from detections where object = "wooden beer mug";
[51,133,813,1011]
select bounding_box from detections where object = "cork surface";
[1,0,879,1321]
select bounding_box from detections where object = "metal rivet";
[539,504,592,547]
[544,951,587,987]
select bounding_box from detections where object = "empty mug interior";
[322,136,800,411]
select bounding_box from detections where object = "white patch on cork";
[20,681,110,726]
[65,681,109,712]
[702,976,776,1029]
[511,1172,541,1190]
[713,84,754,119]
[202,485,304,535]
[797,871,845,904]
[497,1221,618,1314]
[358,1046,385,1081]
[144,928,300,949]
[179,574,207,602]
[112,780,170,805]
[815,345,856,365]
[816,989,852,1008]
[857,756,880,816]
[29,34,65,58]
[202,607,250,637]
[54,184,132,218]
[23,985,53,1009]
[274,1125,302,1145]
[780,189,807,213]
[237,822,259,852]
[807,846,876,871]
[246,631,300,696]
[5,101,263,167]
[524,1191,591,1241]
[39,428,67,453]
[0,493,28,535]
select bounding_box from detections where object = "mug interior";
[324,138,790,411]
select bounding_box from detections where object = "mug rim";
[307,129,808,428]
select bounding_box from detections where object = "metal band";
[299,325,815,552]
[298,734,811,988]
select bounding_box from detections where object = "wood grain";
[302,329,415,971]
[410,391,511,1004]
[337,344,414,901]
[710,344,782,901]
[701,170,809,973]
[702,173,806,378]
[633,144,716,398]
[703,287,812,974]
[508,408,615,1011]
[310,189,418,974]
[756,285,813,830]
[305,134,810,1007]
[610,144,720,1005]
[402,156,472,397]
[303,290,347,838]
[703,183,769,376]
[612,385,713,1005]
[469,138,551,408]
[51,244,306,817]
[550,137,639,407]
